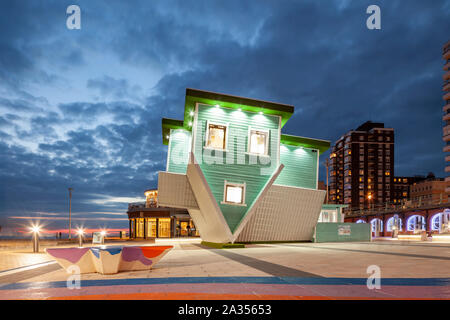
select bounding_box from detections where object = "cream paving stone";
[5,239,450,284]
[0,252,53,272]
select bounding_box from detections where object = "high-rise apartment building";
[442,40,450,196]
[329,121,394,210]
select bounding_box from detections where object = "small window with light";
[248,128,269,156]
[205,122,228,150]
[222,181,246,205]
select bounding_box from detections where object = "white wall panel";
[157,171,199,209]
[236,185,326,242]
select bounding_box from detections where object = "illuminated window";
[223,181,246,205]
[385,171,390,176]
[248,129,269,155]
[206,121,228,149]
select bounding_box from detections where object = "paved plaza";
[0,238,449,299]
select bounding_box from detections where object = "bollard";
[77,229,84,247]
[32,232,39,253]
[78,233,83,247]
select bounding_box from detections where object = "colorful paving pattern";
[0,277,449,300]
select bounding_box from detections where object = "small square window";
[223,181,246,205]
[206,122,227,149]
[248,129,269,155]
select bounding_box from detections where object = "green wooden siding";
[193,104,280,233]
[167,129,191,174]
[314,223,371,242]
[275,143,318,189]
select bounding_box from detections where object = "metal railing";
[343,196,449,217]
[128,201,158,210]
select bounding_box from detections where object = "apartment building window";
[222,181,246,205]
[206,121,228,150]
[248,128,269,155]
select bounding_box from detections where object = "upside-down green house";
[157,89,330,243]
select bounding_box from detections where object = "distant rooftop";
[355,121,385,132]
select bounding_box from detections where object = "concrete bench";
[45,245,173,274]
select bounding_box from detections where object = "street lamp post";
[31,225,40,253]
[325,158,329,204]
[368,194,372,212]
[68,187,73,240]
[77,228,84,247]
[101,230,106,245]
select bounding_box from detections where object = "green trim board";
[184,88,294,129]
[280,134,330,155]
[162,118,184,145]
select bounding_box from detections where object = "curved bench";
[46,245,173,274]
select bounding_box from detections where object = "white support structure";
[236,185,326,242]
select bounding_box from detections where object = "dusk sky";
[0,1,449,236]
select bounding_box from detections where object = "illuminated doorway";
[158,218,171,238]
[180,221,188,236]
[147,218,157,238]
[136,218,144,238]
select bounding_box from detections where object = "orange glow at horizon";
[16,227,128,234]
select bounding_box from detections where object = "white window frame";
[204,120,229,151]
[221,180,247,206]
[247,127,269,156]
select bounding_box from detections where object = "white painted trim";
[191,103,199,155]
[203,146,229,153]
[165,128,173,172]
[272,183,327,192]
[197,102,281,120]
[247,127,269,156]
[244,152,270,159]
[315,148,319,190]
[278,115,281,168]
[205,119,229,150]
[280,133,331,143]
[222,180,246,205]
